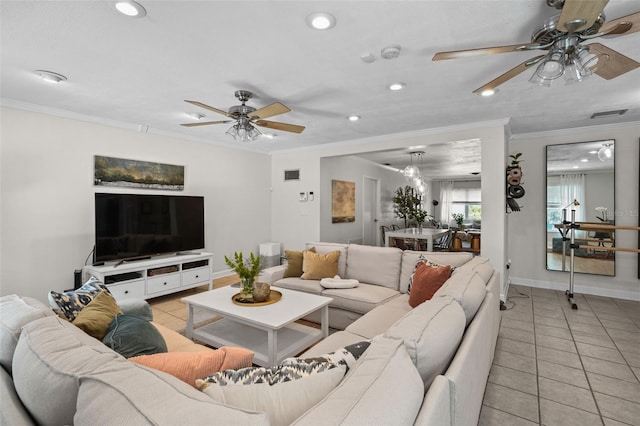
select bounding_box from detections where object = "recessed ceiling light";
[480,89,497,97]
[580,158,588,162]
[389,82,406,91]
[33,70,67,83]
[588,150,598,154]
[347,115,360,121]
[572,165,579,169]
[115,1,147,18]
[305,12,336,30]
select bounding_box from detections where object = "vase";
[252,282,271,303]
[240,277,254,298]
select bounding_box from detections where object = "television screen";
[95,193,204,263]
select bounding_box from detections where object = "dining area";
[382,226,481,254]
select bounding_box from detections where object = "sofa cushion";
[452,255,494,283]
[0,294,55,374]
[345,298,412,339]
[198,361,347,426]
[301,250,340,280]
[103,314,168,358]
[384,296,466,387]
[272,277,324,294]
[12,316,121,426]
[434,271,487,326]
[283,247,316,278]
[282,340,371,371]
[345,244,403,290]
[152,322,212,353]
[130,347,254,387]
[321,283,400,315]
[399,251,473,293]
[48,276,110,321]
[74,358,269,425]
[301,331,368,358]
[408,263,452,308]
[72,291,122,340]
[293,335,424,426]
[306,242,348,277]
[1,365,34,426]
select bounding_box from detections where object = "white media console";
[83,252,213,301]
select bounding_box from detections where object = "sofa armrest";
[258,265,287,285]
[414,375,452,426]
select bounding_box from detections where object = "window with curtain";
[450,186,481,223]
[546,174,585,231]
[439,181,454,225]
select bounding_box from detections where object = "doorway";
[362,177,380,246]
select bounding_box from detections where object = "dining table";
[385,227,448,252]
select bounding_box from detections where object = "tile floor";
[480,285,640,426]
[150,280,640,426]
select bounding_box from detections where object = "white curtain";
[440,181,454,226]
[560,174,585,221]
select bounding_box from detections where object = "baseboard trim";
[510,276,640,301]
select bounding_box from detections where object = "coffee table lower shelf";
[192,319,324,367]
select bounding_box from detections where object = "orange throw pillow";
[130,347,254,387]
[408,263,452,308]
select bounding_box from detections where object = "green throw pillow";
[103,314,167,358]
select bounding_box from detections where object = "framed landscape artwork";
[332,180,355,223]
[94,156,184,190]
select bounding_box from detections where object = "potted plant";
[452,213,464,229]
[224,251,264,298]
[393,185,421,228]
[411,207,431,230]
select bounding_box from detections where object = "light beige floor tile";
[493,349,536,374]
[594,392,640,425]
[536,333,578,353]
[535,307,566,319]
[539,377,599,414]
[482,382,539,423]
[621,350,640,368]
[563,307,597,319]
[537,345,583,369]
[503,309,534,322]
[616,340,640,355]
[573,330,616,349]
[478,405,538,426]
[570,322,609,337]
[596,312,636,324]
[537,359,589,389]
[536,324,573,340]
[587,372,640,404]
[567,315,604,326]
[601,318,640,333]
[539,398,603,426]
[576,342,626,364]
[608,329,640,345]
[502,318,535,332]
[535,314,569,328]
[499,326,535,345]
[496,337,536,358]
[603,417,634,426]
[581,356,638,383]
[488,364,538,396]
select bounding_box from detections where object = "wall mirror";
[546,140,615,276]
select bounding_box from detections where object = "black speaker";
[74,269,82,290]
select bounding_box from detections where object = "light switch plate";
[299,192,308,202]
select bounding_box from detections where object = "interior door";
[362,177,379,246]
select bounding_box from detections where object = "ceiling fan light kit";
[433,0,640,93]
[597,143,614,162]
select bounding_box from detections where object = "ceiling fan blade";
[557,0,609,33]
[587,42,640,80]
[249,102,291,120]
[599,11,640,37]
[255,120,305,134]
[433,43,540,61]
[472,54,546,94]
[180,120,232,127]
[184,100,230,117]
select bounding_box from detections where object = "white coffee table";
[182,286,333,367]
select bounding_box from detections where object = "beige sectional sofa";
[1,243,500,425]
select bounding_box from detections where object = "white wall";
[0,107,272,302]
[319,156,407,244]
[509,122,640,301]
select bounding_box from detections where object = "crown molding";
[510,120,640,140]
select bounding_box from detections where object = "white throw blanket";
[320,275,359,289]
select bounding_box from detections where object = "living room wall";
[0,107,272,302]
[319,155,408,245]
[508,122,640,301]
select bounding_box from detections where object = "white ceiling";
[2,1,639,175]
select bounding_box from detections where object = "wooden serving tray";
[231,290,282,307]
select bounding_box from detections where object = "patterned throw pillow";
[198,360,343,386]
[408,255,456,294]
[281,340,371,371]
[48,277,111,321]
[72,291,122,340]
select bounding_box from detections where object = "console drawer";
[108,280,145,301]
[147,273,181,294]
[182,266,210,287]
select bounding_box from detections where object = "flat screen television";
[94,193,205,263]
